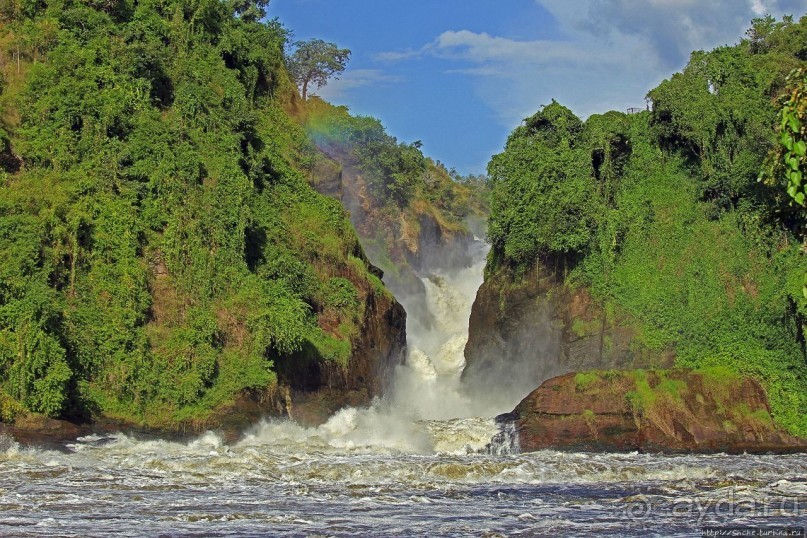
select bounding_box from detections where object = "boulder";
[508,369,807,454]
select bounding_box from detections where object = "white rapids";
[1,431,806,536]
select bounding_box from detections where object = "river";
[2,425,806,536]
[1,239,806,537]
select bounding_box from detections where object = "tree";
[287,39,350,101]
[486,101,596,270]
[228,0,269,22]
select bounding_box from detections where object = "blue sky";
[269,0,807,175]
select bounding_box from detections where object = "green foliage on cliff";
[301,97,488,296]
[487,100,596,269]
[0,0,385,426]
[304,97,486,222]
[763,67,807,207]
[487,15,807,436]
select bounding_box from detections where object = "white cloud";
[312,69,403,100]
[750,0,770,15]
[373,0,806,127]
[541,0,807,67]
[432,30,605,65]
[393,27,658,125]
[374,48,427,62]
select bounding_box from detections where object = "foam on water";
[0,432,17,455]
[2,428,806,536]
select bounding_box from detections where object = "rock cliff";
[463,263,672,398]
[309,144,480,336]
[274,283,407,425]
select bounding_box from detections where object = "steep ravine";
[312,140,669,423]
[309,144,479,336]
[305,141,522,422]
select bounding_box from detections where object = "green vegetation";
[300,96,488,294]
[581,408,596,434]
[574,372,598,392]
[487,15,807,436]
[771,68,807,206]
[305,97,487,219]
[625,370,658,415]
[573,369,778,438]
[0,0,387,426]
[762,65,807,302]
[488,100,595,270]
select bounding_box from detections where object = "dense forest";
[0,0,426,427]
[3,0,806,443]
[485,15,807,436]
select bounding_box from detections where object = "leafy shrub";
[323,277,359,309]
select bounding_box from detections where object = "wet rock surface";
[463,263,673,396]
[276,287,408,426]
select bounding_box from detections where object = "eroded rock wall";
[276,286,407,425]
[463,263,672,397]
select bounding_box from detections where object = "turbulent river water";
[1,241,806,537]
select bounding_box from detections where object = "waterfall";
[387,254,488,421]
[233,233,521,454]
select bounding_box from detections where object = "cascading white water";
[389,250,490,421]
[485,416,520,455]
[241,236,503,455]
[383,235,533,449]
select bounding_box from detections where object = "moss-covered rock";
[463,263,671,398]
[511,369,807,454]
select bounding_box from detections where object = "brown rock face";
[509,370,807,454]
[310,147,477,273]
[303,146,481,418]
[274,286,407,426]
[463,263,672,398]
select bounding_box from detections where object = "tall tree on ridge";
[287,38,350,101]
